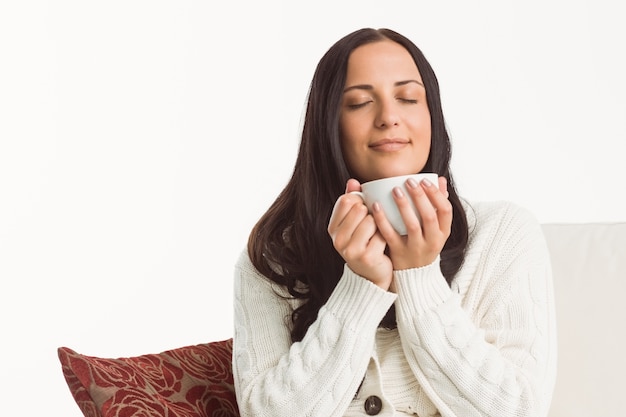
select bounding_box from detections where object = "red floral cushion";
[58,339,240,417]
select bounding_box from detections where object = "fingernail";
[407,178,418,188]
[421,178,432,187]
[373,202,381,212]
[393,187,404,198]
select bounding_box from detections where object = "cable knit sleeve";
[232,252,397,417]
[393,202,557,417]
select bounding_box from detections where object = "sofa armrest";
[58,339,239,417]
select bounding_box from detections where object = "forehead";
[345,40,422,83]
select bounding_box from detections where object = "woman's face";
[339,40,431,183]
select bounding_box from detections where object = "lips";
[369,138,409,152]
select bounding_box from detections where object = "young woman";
[232,27,557,417]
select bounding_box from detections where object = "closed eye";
[347,101,372,109]
[398,98,418,104]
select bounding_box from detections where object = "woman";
[233,28,556,417]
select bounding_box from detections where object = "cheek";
[407,107,431,131]
[339,114,358,141]
[339,116,365,151]
[339,134,358,169]
[339,124,362,174]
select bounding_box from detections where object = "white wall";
[1,1,624,415]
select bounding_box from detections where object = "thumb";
[345,178,362,194]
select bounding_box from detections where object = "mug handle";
[349,191,365,199]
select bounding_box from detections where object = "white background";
[1,1,624,415]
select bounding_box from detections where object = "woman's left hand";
[372,176,452,270]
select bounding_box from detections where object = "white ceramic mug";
[350,173,439,235]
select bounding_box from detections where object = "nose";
[375,99,400,128]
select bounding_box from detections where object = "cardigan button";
[364,395,382,415]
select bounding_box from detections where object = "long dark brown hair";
[248,28,468,342]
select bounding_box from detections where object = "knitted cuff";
[393,259,452,316]
[323,264,397,333]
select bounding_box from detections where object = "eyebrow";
[343,79,424,93]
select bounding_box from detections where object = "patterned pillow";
[58,338,240,417]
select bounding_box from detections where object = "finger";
[329,202,369,250]
[330,179,364,232]
[365,230,389,260]
[405,177,440,237]
[340,215,387,270]
[389,184,424,237]
[394,178,434,237]
[328,193,367,235]
[348,214,379,251]
[371,200,404,242]
[420,178,453,237]
[438,176,449,198]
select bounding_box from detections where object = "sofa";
[58,222,626,417]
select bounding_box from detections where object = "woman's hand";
[372,176,452,271]
[328,179,393,290]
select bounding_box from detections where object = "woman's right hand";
[327,179,393,290]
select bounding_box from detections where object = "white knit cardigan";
[233,200,557,416]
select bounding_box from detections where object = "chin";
[378,169,421,180]
[356,162,427,183]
